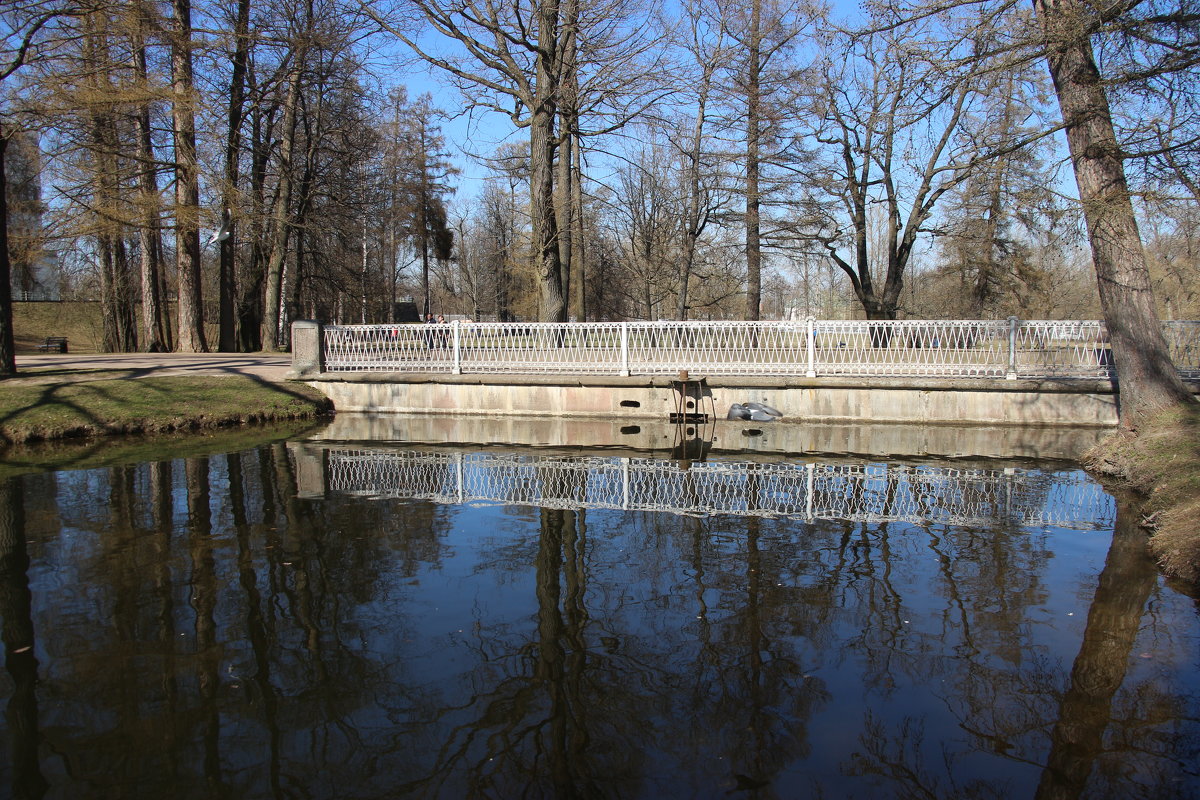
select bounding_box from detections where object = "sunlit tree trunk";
[569,136,585,321]
[677,55,716,322]
[555,0,578,319]
[1036,0,1195,428]
[129,0,168,351]
[132,9,169,353]
[170,0,207,352]
[533,0,565,322]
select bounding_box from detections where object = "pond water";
[0,422,1197,799]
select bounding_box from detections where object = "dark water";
[0,434,1198,799]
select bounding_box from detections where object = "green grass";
[0,374,331,444]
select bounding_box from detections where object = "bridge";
[289,443,1114,531]
[289,318,1200,427]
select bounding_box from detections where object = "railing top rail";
[324,318,1131,329]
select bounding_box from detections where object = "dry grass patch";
[1085,404,1200,583]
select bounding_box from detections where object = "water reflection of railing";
[322,449,1114,530]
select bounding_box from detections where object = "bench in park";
[36,336,69,353]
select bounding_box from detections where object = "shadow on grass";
[0,364,331,470]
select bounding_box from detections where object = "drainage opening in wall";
[621,426,641,435]
[620,400,641,408]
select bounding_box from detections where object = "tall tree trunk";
[555,0,578,320]
[743,0,763,321]
[555,133,574,319]
[0,132,17,375]
[112,235,137,349]
[532,0,564,323]
[97,234,120,351]
[569,133,585,321]
[238,103,270,351]
[418,130,431,319]
[361,222,369,323]
[262,61,303,352]
[1036,0,1195,428]
[171,0,207,352]
[387,214,397,323]
[677,59,715,322]
[85,11,135,353]
[132,1,168,352]
[218,0,251,351]
[285,154,316,346]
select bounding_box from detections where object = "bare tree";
[367,0,666,321]
[668,0,734,320]
[934,65,1071,317]
[608,136,679,319]
[260,22,306,352]
[366,0,568,319]
[717,0,813,321]
[82,6,138,352]
[795,21,1042,322]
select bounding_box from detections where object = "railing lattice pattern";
[320,319,1200,380]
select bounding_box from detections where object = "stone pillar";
[288,320,324,378]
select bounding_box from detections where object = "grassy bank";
[0,373,332,445]
[1085,405,1200,583]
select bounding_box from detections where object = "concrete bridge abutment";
[295,372,1124,428]
[288,318,1157,427]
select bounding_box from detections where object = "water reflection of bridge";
[302,446,1114,531]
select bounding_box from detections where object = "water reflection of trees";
[4,446,448,795]
[0,447,1196,798]
[392,500,833,798]
[0,476,47,799]
[842,498,1195,800]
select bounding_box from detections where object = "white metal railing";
[320,447,1114,530]
[320,318,1200,380]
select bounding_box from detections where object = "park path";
[13,353,293,383]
